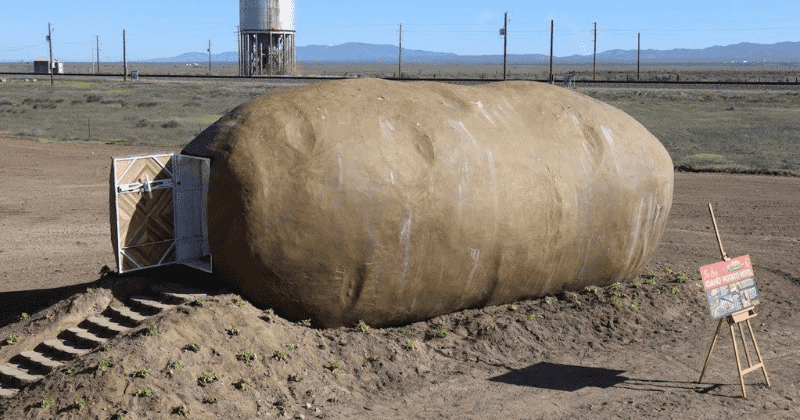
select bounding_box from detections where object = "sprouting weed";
[193,298,206,307]
[300,319,311,327]
[319,340,328,349]
[486,323,498,330]
[229,326,241,336]
[134,367,150,378]
[6,333,19,345]
[436,328,448,338]
[661,265,673,275]
[234,378,251,390]
[238,351,255,365]
[677,272,687,283]
[404,340,418,351]
[436,319,447,326]
[177,403,191,417]
[98,360,110,372]
[653,289,662,295]
[286,343,297,351]
[263,308,275,321]
[20,313,29,321]
[203,396,217,404]
[338,338,348,346]
[528,313,543,320]
[585,285,598,292]
[234,295,244,308]
[545,296,556,305]
[632,300,641,309]
[273,351,288,361]
[86,288,96,294]
[289,371,303,381]
[356,320,372,334]
[611,283,622,292]
[646,272,659,281]
[66,367,74,374]
[647,277,657,285]
[671,287,681,297]
[147,322,158,336]
[507,303,519,311]
[74,398,87,409]
[137,387,154,397]
[368,354,379,362]
[610,295,621,306]
[326,361,341,374]
[186,342,200,352]
[198,372,218,386]
[631,281,642,288]
[46,310,54,319]
[171,361,185,371]
[399,326,409,334]
[41,397,55,410]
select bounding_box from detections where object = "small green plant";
[186,342,200,352]
[404,340,418,351]
[263,308,275,320]
[103,342,112,352]
[585,285,598,292]
[325,361,341,374]
[436,319,447,327]
[610,295,621,306]
[653,289,662,295]
[632,300,641,309]
[21,312,29,321]
[528,313,543,320]
[86,288,96,294]
[193,298,206,307]
[46,310,53,319]
[147,322,158,336]
[646,272,659,281]
[75,397,87,409]
[41,397,55,410]
[545,296,556,305]
[171,361,185,372]
[176,403,191,417]
[134,367,151,378]
[238,351,254,365]
[137,387,154,397]
[273,351,288,361]
[356,320,372,334]
[234,378,251,390]
[507,303,519,311]
[368,354,379,362]
[671,287,681,297]
[611,282,622,292]
[229,326,241,336]
[319,340,328,349]
[338,338,348,346]
[661,265,673,275]
[631,280,641,288]
[6,333,19,345]
[66,366,74,374]
[300,319,311,327]
[98,360,110,372]
[486,322,498,330]
[677,271,687,283]
[203,396,217,404]
[568,292,581,306]
[234,295,244,308]
[289,371,303,382]
[286,343,298,351]
[399,326,409,334]
[198,372,218,386]
[436,328,448,338]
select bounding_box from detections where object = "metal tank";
[239,0,296,76]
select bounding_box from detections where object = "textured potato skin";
[182,78,673,327]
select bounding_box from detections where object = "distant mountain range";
[148,40,800,64]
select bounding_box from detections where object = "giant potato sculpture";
[182,78,673,328]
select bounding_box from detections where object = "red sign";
[700,255,754,291]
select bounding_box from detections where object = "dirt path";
[1,136,799,419]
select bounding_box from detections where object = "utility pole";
[47,23,54,86]
[123,30,127,81]
[502,12,508,81]
[549,20,554,83]
[208,39,212,72]
[96,35,100,75]
[593,22,597,81]
[637,32,640,80]
[237,26,241,77]
[398,24,402,78]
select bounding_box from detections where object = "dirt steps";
[0,282,207,399]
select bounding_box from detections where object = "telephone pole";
[637,32,641,80]
[502,12,508,81]
[47,23,54,86]
[593,22,597,81]
[123,30,127,81]
[208,39,212,72]
[398,24,402,78]
[549,20,554,83]
[96,36,100,75]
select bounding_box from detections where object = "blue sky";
[1,0,798,61]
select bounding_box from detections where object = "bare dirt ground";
[1,136,799,419]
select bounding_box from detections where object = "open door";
[111,153,212,274]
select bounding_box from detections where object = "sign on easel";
[697,204,770,399]
[700,255,760,319]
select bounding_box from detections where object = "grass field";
[1,71,799,174]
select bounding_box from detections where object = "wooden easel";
[697,204,771,398]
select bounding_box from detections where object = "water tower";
[239,0,296,76]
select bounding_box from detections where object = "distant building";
[33,59,64,75]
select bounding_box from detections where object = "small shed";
[33,59,64,75]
